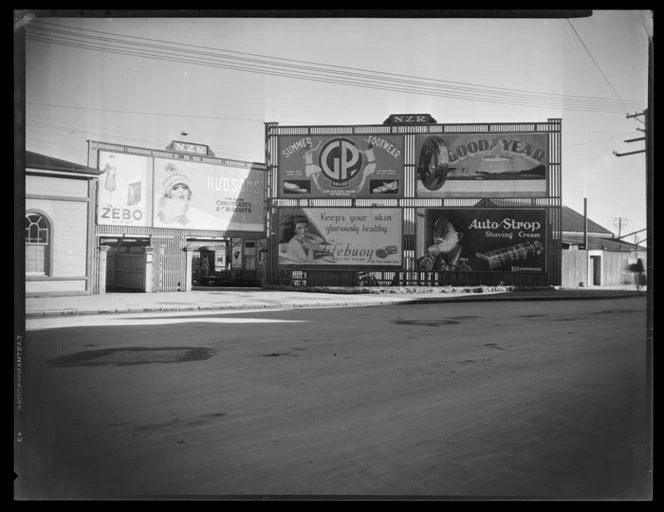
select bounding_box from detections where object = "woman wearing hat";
[157,163,194,226]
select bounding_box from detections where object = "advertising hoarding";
[277,134,405,198]
[277,207,403,267]
[417,208,547,272]
[97,151,152,226]
[153,158,265,232]
[415,133,548,198]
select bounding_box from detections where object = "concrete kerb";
[24,287,643,319]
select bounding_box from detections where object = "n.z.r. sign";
[384,114,437,125]
[173,142,208,154]
[167,140,209,155]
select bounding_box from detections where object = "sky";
[19,10,652,245]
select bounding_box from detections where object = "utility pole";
[613,35,653,488]
[613,216,628,239]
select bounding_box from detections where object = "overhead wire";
[27,20,637,109]
[566,19,637,116]
[32,19,644,108]
[25,32,636,114]
[25,20,644,115]
[26,21,642,113]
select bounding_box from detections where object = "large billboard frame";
[265,119,563,287]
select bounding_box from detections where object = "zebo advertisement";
[277,134,405,199]
[417,208,547,272]
[97,151,152,226]
[277,207,403,267]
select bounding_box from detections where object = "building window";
[25,213,50,275]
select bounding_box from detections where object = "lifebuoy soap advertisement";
[153,158,265,232]
[277,134,405,199]
[98,151,152,226]
[415,133,548,198]
[277,207,402,267]
[416,208,547,272]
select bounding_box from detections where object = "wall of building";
[561,248,647,288]
[25,174,92,295]
[561,249,587,288]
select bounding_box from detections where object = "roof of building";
[563,233,644,252]
[25,151,103,176]
[561,205,613,236]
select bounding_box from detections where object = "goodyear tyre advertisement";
[415,133,548,198]
[277,207,402,268]
[417,208,547,272]
[277,135,405,199]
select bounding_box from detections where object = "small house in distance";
[561,206,646,288]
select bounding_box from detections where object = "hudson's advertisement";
[153,158,265,232]
[417,208,547,272]
[277,207,402,267]
[415,133,548,198]
[277,134,405,198]
[97,151,152,226]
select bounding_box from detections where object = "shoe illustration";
[372,181,398,193]
[283,181,308,193]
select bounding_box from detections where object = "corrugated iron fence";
[264,119,562,288]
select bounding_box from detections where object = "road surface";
[16,297,651,500]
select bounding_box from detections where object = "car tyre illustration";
[417,135,449,191]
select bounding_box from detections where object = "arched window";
[25,212,51,275]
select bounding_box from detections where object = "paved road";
[16,297,651,500]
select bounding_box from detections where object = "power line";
[28,20,642,112]
[26,20,644,115]
[566,19,632,113]
[30,20,642,107]
[27,101,264,123]
[26,31,637,115]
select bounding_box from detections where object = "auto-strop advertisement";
[417,208,547,272]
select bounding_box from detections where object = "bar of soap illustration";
[375,245,398,259]
[476,241,543,269]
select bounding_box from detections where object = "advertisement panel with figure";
[277,134,405,199]
[417,208,547,272]
[98,151,152,226]
[415,133,548,198]
[153,158,265,232]
[277,207,403,267]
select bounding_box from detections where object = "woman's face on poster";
[295,221,308,238]
[168,183,190,201]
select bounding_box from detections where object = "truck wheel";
[417,135,449,191]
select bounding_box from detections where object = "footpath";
[22,285,646,319]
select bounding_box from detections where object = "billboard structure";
[89,140,268,293]
[265,118,562,287]
[97,151,265,232]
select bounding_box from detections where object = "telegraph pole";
[613,36,653,489]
